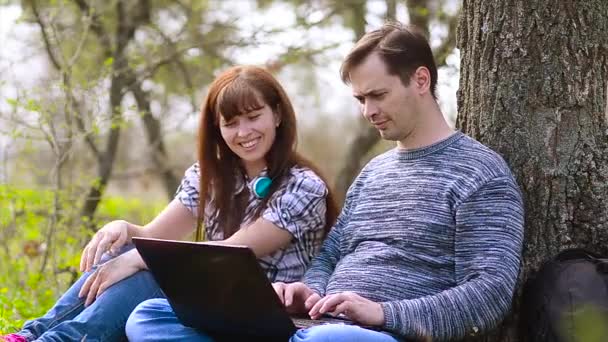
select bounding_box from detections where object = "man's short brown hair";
[340,22,438,99]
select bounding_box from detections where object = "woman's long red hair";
[197,65,337,239]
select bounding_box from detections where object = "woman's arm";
[221,218,293,258]
[81,199,196,272]
[133,198,198,241]
[221,170,329,259]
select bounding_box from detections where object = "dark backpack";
[521,248,608,342]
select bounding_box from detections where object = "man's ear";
[413,66,431,95]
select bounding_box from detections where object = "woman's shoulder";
[182,162,200,178]
[281,165,328,196]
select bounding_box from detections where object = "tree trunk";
[77,0,151,227]
[130,81,180,200]
[333,0,374,205]
[457,1,608,341]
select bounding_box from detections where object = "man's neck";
[397,101,454,150]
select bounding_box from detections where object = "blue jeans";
[126,299,213,342]
[126,298,402,342]
[17,244,164,342]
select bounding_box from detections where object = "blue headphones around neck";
[251,176,272,199]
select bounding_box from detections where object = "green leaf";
[6,98,19,109]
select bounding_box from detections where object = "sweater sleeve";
[380,176,524,341]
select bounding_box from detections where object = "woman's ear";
[273,106,281,127]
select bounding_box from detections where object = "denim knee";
[290,324,398,342]
[125,298,170,340]
[291,324,355,342]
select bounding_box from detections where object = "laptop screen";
[132,237,297,338]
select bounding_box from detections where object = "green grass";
[0,185,164,334]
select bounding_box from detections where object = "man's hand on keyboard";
[308,291,385,326]
[272,281,321,314]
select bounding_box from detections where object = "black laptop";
[132,237,357,339]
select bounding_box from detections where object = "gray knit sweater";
[302,132,524,341]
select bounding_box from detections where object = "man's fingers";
[309,295,330,318]
[284,283,298,307]
[319,295,342,315]
[330,301,350,318]
[272,283,285,305]
[311,294,344,318]
[304,293,321,310]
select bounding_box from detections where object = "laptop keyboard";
[292,316,354,329]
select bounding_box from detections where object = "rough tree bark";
[457,1,608,341]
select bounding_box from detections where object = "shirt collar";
[235,168,269,195]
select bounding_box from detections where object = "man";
[273,22,524,341]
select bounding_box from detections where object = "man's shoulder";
[449,134,514,179]
[361,148,397,170]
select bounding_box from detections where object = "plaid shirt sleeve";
[174,163,200,218]
[261,170,327,239]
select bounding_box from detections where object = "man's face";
[349,53,421,143]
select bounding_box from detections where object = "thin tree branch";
[30,0,62,70]
[31,0,101,159]
[72,0,112,58]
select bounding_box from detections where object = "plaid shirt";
[175,163,328,283]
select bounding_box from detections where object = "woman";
[2,65,337,342]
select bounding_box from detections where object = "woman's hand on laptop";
[78,249,145,306]
[272,282,321,314]
[308,291,385,327]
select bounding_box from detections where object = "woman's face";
[218,102,279,176]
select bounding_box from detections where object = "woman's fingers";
[78,270,97,303]
[108,230,127,255]
[80,221,130,272]
[79,244,90,272]
[92,233,115,267]
[81,233,102,272]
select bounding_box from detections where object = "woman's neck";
[243,160,267,179]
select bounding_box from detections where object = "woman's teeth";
[240,138,259,148]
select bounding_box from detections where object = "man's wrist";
[374,302,386,326]
[380,302,397,329]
